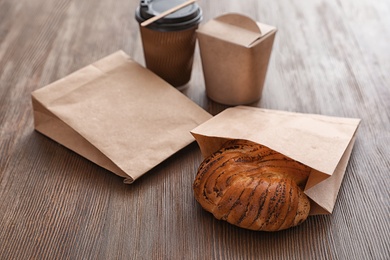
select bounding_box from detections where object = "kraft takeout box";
[31,50,212,183]
[191,106,361,215]
[197,13,277,105]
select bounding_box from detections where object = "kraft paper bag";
[191,106,361,215]
[32,50,212,183]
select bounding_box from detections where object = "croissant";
[193,139,311,231]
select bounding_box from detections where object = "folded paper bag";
[31,50,212,183]
[191,106,361,215]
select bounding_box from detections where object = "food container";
[197,13,277,105]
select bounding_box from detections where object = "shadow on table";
[193,207,333,259]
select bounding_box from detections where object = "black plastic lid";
[135,0,202,31]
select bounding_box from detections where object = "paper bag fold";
[191,106,361,215]
[32,50,212,183]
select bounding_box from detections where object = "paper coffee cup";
[135,0,202,88]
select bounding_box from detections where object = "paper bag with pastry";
[190,106,360,231]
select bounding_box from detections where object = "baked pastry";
[193,139,311,231]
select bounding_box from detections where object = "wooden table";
[1,0,389,259]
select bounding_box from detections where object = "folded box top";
[197,13,276,47]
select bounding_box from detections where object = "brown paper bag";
[191,106,361,215]
[32,50,212,183]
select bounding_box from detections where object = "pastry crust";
[193,139,311,231]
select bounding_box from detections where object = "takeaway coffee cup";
[135,0,202,88]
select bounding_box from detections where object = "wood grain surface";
[1,0,389,259]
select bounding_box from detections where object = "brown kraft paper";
[31,50,212,183]
[197,13,277,105]
[191,106,361,215]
